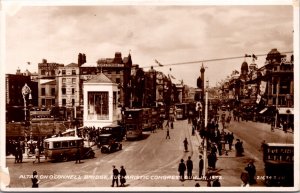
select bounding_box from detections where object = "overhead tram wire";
[145,51,293,68]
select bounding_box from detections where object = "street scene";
[6,115,293,188]
[1,2,298,191]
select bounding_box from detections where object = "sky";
[2,1,295,87]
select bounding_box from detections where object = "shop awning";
[278,107,294,115]
[259,108,268,114]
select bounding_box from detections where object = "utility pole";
[275,79,279,128]
[203,80,209,177]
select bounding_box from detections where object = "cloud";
[4,5,294,87]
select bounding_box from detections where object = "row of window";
[41,87,77,96]
[41,69,77,76]
[61,88,76,95]
[41,88,55,96]
[62,78,76,84]
[61,98,76,106]
[41,99,55,106]
[45,140,83,149]
[81,70,121,75]
[40,98,76,106]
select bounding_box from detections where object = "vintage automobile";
[100,124,126,142]
[98,134,122,153]
[44,136,95,162]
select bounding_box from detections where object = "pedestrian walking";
[14,146,19,163]
[111,165,119,187]
[199,155,204,178]
[165,119,169,128]
[33,146,40,164]
[228,132,234,150]
[235,139,244,156]
[260,140,266,152]
[178,159,186,181]
[75,147,81,164]
[166,129,170,139]
[119,166,127,187]
[283,121,288,133]
[183,138,188,152]
[31,171,39,188]
[217,142,222,156]
[186,156,193,179]
[245,160,256,185]
[212,178,221,187]
[18,146,23,163]
[170,121,174,129]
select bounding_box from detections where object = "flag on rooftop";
[154,59,163,67]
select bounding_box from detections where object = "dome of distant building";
[241,61,248,72]
[266,48,281,63]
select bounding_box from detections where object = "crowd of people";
[6,137,44,164]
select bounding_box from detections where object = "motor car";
[98,134,122,153]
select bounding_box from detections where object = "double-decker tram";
[150,107,159,131]
[262,143,294,186]
[174,103,189,120]
[142,108,152,130]
[123,109,143,140]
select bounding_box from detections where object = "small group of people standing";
[111,165,127,187]
[14,146,23,163]
[178,156,194,181]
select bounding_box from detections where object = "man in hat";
[31,171,39,188]
[111,165,119,187]
[245,160,256,185]
[178,159,186,181]
[119,166,127,187]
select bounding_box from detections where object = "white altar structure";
[83,73,119,128]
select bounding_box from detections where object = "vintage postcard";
[0,0,299,192]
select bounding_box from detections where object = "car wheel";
[62,154,68,162]
[119,144,122,150]
[90,151,95,158]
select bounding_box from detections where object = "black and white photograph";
[0,0,299,191]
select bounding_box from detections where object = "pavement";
[170,118,294,187]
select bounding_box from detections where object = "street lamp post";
[21,83,32,157]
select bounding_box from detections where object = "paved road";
[5,116,294,188]
[6,120,202,188]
